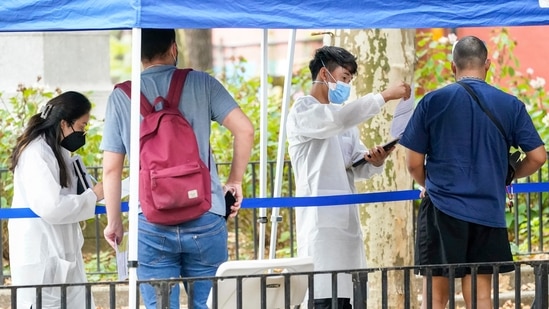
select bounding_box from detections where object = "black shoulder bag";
[457,81,521,185]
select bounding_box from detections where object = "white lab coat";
[8,137,97,309]
[286,94,385,299]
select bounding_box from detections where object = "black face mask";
[61,131,86,152]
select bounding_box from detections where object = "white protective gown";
[286,94,386,299]
[8,137,97,309]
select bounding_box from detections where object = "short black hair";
[309,46,358,80]
[141,28,176,61]
[452,36,488,70]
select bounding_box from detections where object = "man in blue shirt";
[100,29,254,309]
[400,35,546,309]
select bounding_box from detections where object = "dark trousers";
[314,298,352,309]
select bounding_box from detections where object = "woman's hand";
[93,182,104,201]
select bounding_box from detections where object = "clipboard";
[352,137,400,167]
[72,155,93,194]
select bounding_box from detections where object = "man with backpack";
[100,28,254,309]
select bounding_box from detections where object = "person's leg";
[415,196,469,309]
[180,212,228,309]
[137,214,182,309]
[313,297,352,309]
[461,274,492,309]
[421,276,449,309]
[314,298,333,309]
[462,223,512,309]
[339,297,352,309]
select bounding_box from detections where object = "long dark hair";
[10,91,92,187]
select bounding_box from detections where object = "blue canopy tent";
[1,0,549,30]
[2,0,549,307]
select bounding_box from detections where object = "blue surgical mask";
[327,81,351,104]
[323,66,351,104]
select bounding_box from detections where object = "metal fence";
[1,155,549,282]
[0,260,547,308]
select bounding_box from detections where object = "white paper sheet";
[390,93,415,138]
[115,232,129,281]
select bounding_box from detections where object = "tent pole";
[128,27,142,309]
[269,29,296,260]
[258,29,269,260]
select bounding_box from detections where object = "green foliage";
[0,80,57,166]
[211,57,312,167]
[212,57,312,258]
[505,192,549,258]
[109,30,132,84]
[84,251,118,282]
[415,28,549,257]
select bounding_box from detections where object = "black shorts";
[414,195,514,278]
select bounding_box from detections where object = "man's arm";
[221,107,254,217]
[514,145,546,179]
[102,151,126,249]
[405,147,426,187]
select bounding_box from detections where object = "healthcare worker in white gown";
[286,46,411,308]
[8,91,104,309]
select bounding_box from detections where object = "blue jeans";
[137,212,228,309]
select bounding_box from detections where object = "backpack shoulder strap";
[165,68,193,108]
[114,81,154,116]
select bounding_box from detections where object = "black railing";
[0,260,547,308]
[1,155,549,282]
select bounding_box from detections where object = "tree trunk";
[176,29,213,71]
[334,29,418,308]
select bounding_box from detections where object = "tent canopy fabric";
[1,0,549,32]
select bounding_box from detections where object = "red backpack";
[115,69,212,225]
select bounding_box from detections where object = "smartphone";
[224,191,236,220]
[352,137,400,167]
[381,137,400,151]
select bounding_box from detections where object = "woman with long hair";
[8,91,104,309]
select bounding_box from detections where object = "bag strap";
[114,81,154,116]
[113,68,193,115]
[167,69,212,170]
[165,68,192,108]
[457,81,509,148]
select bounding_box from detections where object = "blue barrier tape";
[1,182,548,219]
[506,182,549,193]
[240,189,421,208]
[0,203,131,219]
[94,203,130,215]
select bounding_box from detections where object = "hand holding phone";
[224,191,237,220]
[352,137,400,167]
[380,137,400,151]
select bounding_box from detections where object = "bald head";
[452,36,488,70]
